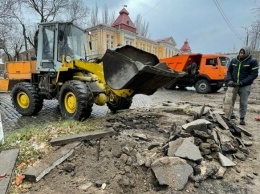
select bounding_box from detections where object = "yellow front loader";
[0,22,185,121]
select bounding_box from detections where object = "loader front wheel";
[107,97,132,113]
[59,80,93,121]
[11,82,43,116]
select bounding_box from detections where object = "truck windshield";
[219,57,230,67]
[58,24,87,61]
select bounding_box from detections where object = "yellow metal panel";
[7,61,36,74]
[0,79,9,91]
[7,74,31,79]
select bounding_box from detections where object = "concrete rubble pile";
[104,103,253,191]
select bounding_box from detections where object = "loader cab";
[36,22,87,72]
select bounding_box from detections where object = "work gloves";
[227,81,241,87]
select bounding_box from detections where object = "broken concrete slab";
[173,138,203,162]
[214,113,229,130]
[218,152,236,167]
[23,142,81,182]
[151,157,193,190]
[132,133,149,141]
[236,126,253,137]
[213,166,227,179]
[167,138,184,157]
[223,86,238,120]
[182,119,211,133]
[50,129,114,146]
[0,149,19,194]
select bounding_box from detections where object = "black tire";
[187,63,198,75]
[211,86,222,93]
[59,80,93,121]
[190,62,198,75]
[195,79,211,94]
[11,82,43,116]
[107,96,132,113]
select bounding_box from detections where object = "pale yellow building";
[86,8,180,59]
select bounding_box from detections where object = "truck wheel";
[107,96,132,113]
[11,82,43,116]
[190,63,198,75]
[187,63,198,75]
[59,80,93,121]
[195,79,211,94]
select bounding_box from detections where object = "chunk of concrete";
[182,119,211,133]
[151,157,193,190]
[218,152,236,167]
[167,138,184,157]
[0,149,19,194]
[173,138,203,162]
[24,142,81,182]
[223,86,238,119]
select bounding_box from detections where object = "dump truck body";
[160,53,230,93]
[0,22,185,120]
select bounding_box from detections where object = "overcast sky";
[86,0,259,54]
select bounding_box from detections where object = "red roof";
[112,8,137,33]
[180,40,191,52]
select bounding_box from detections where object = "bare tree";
[249,1,260,51]
[59,0,90,28]
[0,1,25,61]
[0,0,17,25]
[134,14,149,37]
[1,23,24,61]
[90,3,99,27]
[95,4,115,26]
[109,11,115,25]
[25,0,68,22]
[1,0,91,61]
[250,21,260,51]
[102,4,109,24]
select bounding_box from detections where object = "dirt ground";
[16,79,260,194]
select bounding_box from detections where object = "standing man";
[227,46,259,125]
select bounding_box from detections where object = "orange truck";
[160,53,230,93]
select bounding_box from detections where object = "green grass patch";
[0,117,106,193]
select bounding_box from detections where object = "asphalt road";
[0,88,200,133]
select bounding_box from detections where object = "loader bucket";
[102,45,185,95]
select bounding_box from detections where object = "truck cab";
[160,53,230,93]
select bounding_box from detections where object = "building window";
[125,37,133,46]
[106,34,114,49]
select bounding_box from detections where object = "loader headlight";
[65,56,72,63]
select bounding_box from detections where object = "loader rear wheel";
[195,79,211,94]
[11,82,43,116]
[107,97,132,113]
[59,80,93,121]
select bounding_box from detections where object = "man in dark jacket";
[227,46,259,125]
